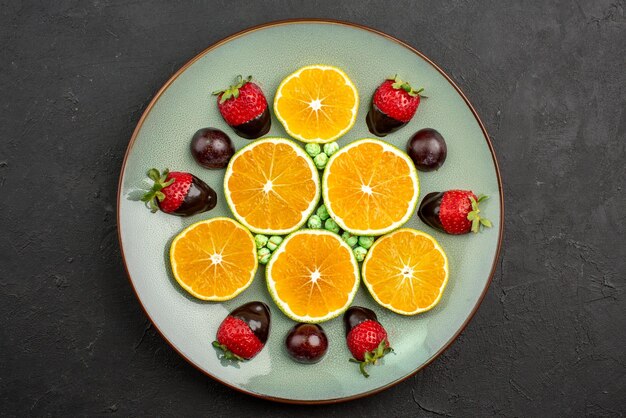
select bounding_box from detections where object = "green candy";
[324,218,340,234]
[258,247,271,265]
[353,246,367,262]
[358,236,375,249]
[307,214,322,229]
[323,142,339,157]
[254,234,269,249]
[341,231,358,247]
[305,143,322,157]
[313,152,329,170]
[266,235,283,252]
[316,204,330,220]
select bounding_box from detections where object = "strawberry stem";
[140,168,174,213]
[349,339,392,378]
[212,341,245,362]
[467,195,492,233]
[212,75,253,104]
[386,74,425,97]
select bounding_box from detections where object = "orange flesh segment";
[326,141,416,232]
[270,232,357,319]
[227,141,318,232]
[276,67,357,141]
[364,230,447,313]
[171,219,256,299]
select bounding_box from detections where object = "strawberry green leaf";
[472,218,480,233]
[147,168,160,181]
[467,211,477,221]
[477,194,489,203]
[212,341,244,362]
[471,201,479,212]
[480,218,493,228]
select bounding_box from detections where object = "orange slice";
[224,138,320,235]
[169,217,257,301]
[322,138,419,235]
[362,229,449,315]
[266,230,360,323]
[274,65,359,143]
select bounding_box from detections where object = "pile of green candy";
[305,141,340,170]
[254,234,283,265]
[307,204,375,262]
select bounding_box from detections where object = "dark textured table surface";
[1,1,625,416]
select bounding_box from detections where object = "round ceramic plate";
[117,20,503,404]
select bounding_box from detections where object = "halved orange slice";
[224,138,320,235]
[169,217,257,301]
[274,65,359,143]
[322,138,419,235]
[266,230,360,323]
[362,229,448,315]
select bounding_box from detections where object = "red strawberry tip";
[212,340,246,362]
[467,194,493,233]
[141,168,175,213]
[348,339,393,378]
[386,74,425,98]
[212,75,253,104]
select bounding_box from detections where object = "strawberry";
[213,75,271,139]
[141,168,217,216]
[366,75,425,137]
[418,190,492,235]
[344,306,392,378]
[212,301,270,361]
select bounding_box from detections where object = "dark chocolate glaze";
[366,103,406,137]
[230,301,271,344]
[169,175,217,216]
[343,306,378,336]
[407,128,447,172]
[285,323,328,364]
[418,192,445,232]
[232,107,271,139]
[190,128,235,169]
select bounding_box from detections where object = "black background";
[1,1,625,416]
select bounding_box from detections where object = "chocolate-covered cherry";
[285,323,328,364]
[190,128,235,169]
[407,128,447,171]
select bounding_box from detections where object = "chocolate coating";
[343,306,378,336]
[285,323,328,364]
[407,128,447,172]
[230,301,271,344]
[418,192,445,232]
[168,175,217,216]
[232,107,271,139]
[190,128,235,169]
[366,103,406,137]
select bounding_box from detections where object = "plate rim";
[116,18,504,405]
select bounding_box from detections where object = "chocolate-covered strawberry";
[213,75,271,139]
[141,168,217,216]
[418,190,492,235]
[212,301,271,361]
[344,306,392,377]
[366,75,424,137]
